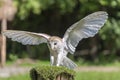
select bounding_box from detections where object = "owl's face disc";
[48,36,63,51]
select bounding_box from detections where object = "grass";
[18,60,50,67]
[76,59,120,67]
[6,58,120,67]
[0,71,120,80]
[0,74,30,80]
[6,60,50,67]
[1,59,120,80]
[75,71,120,80]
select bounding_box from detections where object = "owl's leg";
[56,53,63,66]
[50,56,54,65]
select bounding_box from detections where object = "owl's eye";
[54,42,57,45]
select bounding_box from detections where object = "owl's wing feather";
[63,11,108,54]
[3,30,50,45]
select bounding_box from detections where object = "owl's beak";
[51,46,55,50]
[48,44,55,50]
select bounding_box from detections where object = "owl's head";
[48,36,63,51]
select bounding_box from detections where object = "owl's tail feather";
[62,57,77,69]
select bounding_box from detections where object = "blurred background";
[0,0,120,80]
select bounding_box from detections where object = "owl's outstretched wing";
[63,11,108,54]
[2,30,50,45]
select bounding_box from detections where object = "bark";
[0,18,7,67]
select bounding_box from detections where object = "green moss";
[30,65,76,80]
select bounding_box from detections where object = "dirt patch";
[0,66,31,77]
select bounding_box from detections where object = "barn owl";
[2,11,108,69]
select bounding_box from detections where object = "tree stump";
[30,66,75,80]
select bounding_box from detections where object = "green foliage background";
[1,0,120,62]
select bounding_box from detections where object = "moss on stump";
[30,65,76,80]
